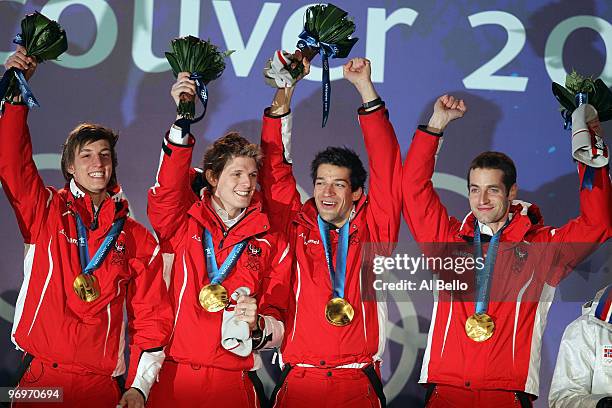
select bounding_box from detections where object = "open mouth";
[88,171,105,178]
[235,190,251,197]
[320,200,337,209]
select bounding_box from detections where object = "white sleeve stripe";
[45,187,53,208]
[280,113,293,163]
[290,261,302,342]
[279,243,290,264]
[148,245,160,266]
[103,304,111,357]
[440,292,453,357]
[28,239,54,336]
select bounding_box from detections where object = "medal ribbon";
[0,35,40,108]
[297,31,340,128]
[317,216,349,299]
[173,72,209,136]
[75,214,125,275]
[473,220,508,315]
[203,229,247,285]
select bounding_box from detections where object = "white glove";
[571,104,608,167]
[221,287,253,357]
[263,50,297,88]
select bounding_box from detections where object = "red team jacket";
[147,133,291,370]
[259,105,402,368]
[0,103,172,389]
[403,127,612,396]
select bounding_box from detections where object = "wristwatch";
[362,97,382,110]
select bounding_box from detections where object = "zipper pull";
[90,200,102,230]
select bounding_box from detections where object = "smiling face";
[206,155,258,218]
[67,139,113,205]
[313,163,362,228]
[468,167,517,233]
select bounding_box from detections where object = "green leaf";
[18,12,68,62]
[554,72,612,122]
[164,36,233,118]
[302,3,358,59]
[165,52,181,77]
[552,82,576,112]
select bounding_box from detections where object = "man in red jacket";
[146,73,291,407]
[260,52,402,407]
[403,95,611,407]
[1,48,172,407]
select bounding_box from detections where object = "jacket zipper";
[89,198,107,231]
[217,207,258,249]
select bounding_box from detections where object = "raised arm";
[343,58,402,249]
[543,105,611,285]
[0,48,52,243]
[402,95,467,242]
[147,73,199,247]
[259,51,310,234]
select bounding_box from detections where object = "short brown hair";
[201,133,261,190]
[61,123,119,186]
[468,151,517,193]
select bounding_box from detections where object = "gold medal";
[325,297,354,326]
[73,273,101,302]
[198,283,229,312]
[465,313,495,342]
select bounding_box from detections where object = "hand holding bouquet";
[552,71,611,187]
[552,70,612,126]
[165,36,233,121]
[0,11,67,107]
[278,3,358,127]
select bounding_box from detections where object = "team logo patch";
[511,245,529,273]
[248,243,262,256]
[111,241,127,265]
[244,243,262,272]
[602,345,612,366]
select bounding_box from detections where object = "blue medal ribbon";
[203,229,247,285]
[173,72,208,136]
[297,31,340,128]
[317,216,349,299]
[189,72,208,124]
[0,35,40,108]
[561,110,572,130]
[75,214,125,275]
[473,220,508,315]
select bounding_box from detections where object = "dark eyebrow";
[469,183,502,188]
[79,147,111,153]
[316,177,349,183]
